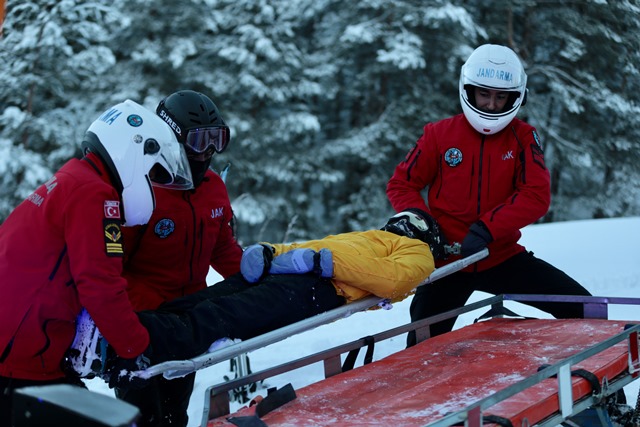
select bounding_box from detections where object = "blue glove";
[461,221,493,257]
[269,248,333,278]
[240,244,275,283]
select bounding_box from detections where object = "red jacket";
[387,114,550,271]
[122,170,242,311]
[0,153,149,380]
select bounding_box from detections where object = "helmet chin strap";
[189,157,212,187]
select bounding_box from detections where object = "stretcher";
[201,295,640,427]
[138,249,490,381]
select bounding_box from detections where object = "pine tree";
[1,0,639,239]
[0,0,128,216]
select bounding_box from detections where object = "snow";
[84,217,640,426]
[376,32,426,70]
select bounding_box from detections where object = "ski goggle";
[184,126,230,155]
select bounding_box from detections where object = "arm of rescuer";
[67,181,149,359]
[476,126,551,243]
[386,126,438,215]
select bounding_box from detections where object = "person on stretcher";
[66,209,441,390]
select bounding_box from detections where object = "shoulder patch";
[532,130,542,149]
[104,200,121,219]
[530,144,546,170]
[104,219,124,257]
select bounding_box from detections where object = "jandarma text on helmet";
[476,67,513,82]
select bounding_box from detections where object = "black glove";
[461,221,493,257]
[105,346,152,391]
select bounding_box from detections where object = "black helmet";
[382,208,448,260]
[156,90,230,186]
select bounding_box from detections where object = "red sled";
[204,294,640,427]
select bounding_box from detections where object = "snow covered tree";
[1,0,638,242]
[522,0,640,221]
[93,0,329,243]
[0,0,128,216]
[300,1,484,234]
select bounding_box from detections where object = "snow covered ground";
[85,217,640,426]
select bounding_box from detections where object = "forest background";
[1,0,639,245]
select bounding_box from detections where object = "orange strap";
[0,0,5,37]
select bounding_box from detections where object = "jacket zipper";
[477,135,485,216]
[184,192,196,288]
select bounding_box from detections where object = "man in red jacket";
[0,99,193,426]
[115,90,244,427]
[386,44,591,347]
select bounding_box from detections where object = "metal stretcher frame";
[201,294,640,427]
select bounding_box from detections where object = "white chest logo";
[502,150,514,161]
[211,207,224,219]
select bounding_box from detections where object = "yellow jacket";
[269,230,434,303]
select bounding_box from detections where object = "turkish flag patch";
[104,200,121,219]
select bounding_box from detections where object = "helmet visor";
[150,141,194,190]
[382,212,428,240]
[185,126,230,154]
[383,219,416,239]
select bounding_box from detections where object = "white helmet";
[459,44,528,135]
[81,99,194,226]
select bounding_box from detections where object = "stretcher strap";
[483,415,514,426]
[226,416,267,427]
[227,384,297,427]
[473,305,533,323]
[451,414,514,426]
[342,336,375,373]
[537,364,601,394]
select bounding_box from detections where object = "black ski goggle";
[184,126,230,155]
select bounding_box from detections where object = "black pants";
[138,273,345,364]
[115,274,260,427]
[115,373,195,427]
[407,251,592,347]
[126,272,344,426]
[1,376,86,427]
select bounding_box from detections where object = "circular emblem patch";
[127,114,143,127]
[444,148,463,167]
[154,218,175,238]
